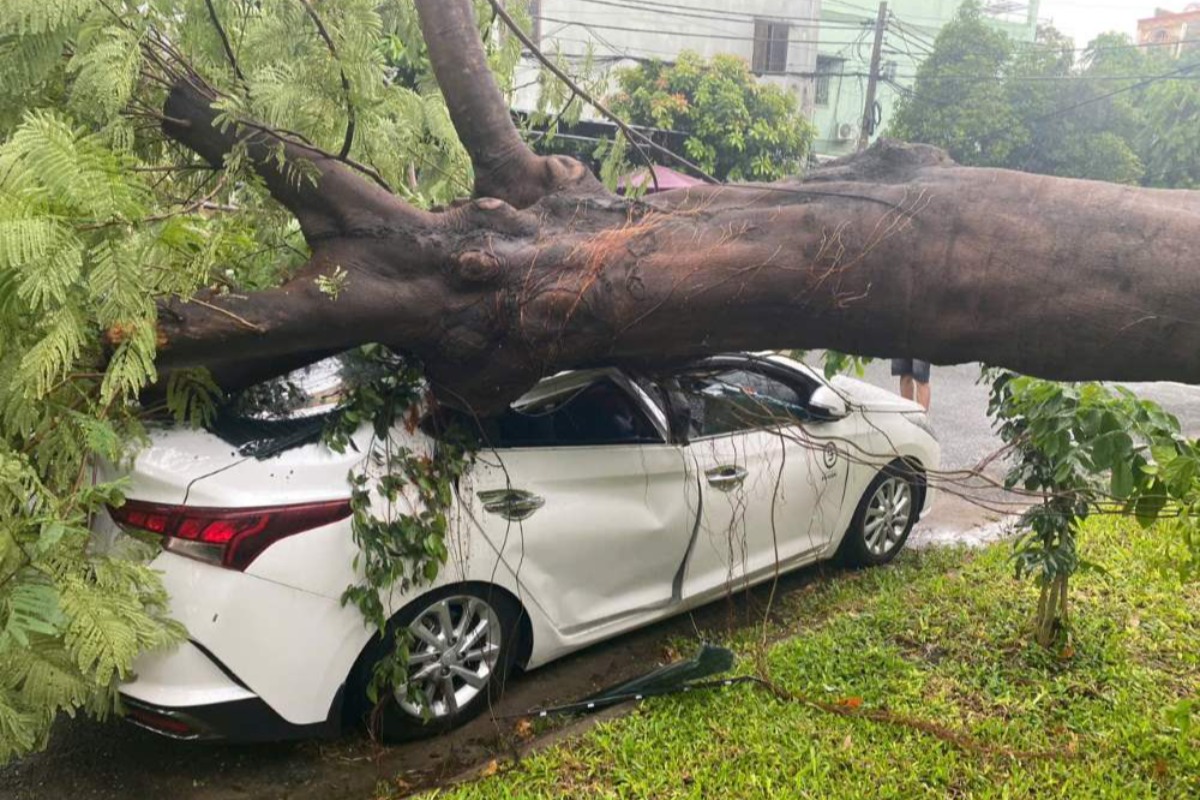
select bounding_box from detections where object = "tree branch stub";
[414,0,605,208]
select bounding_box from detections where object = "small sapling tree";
[988,374,1200,648]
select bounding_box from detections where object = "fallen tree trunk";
[145,0,1200,414]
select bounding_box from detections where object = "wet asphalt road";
[858,360,1200,471]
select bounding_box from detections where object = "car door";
[463,372,693,634]
[669,361,850,597]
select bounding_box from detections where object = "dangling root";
[748,650,1071,762]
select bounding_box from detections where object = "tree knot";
[454,250,503,284]
[545,154,595,188]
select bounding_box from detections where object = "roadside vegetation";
[426,518,1199,799]
[891,1,1200,188]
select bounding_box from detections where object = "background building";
[512,0,823,119]
[511,1,1042,164]
[810,1,1040,159]
[1137,5,1200,58]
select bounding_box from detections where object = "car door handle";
[477,489,545,522]
[705,465,748,491]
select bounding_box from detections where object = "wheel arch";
[341,580,535,726]
[894,454,928,514]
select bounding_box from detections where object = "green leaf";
[1,580,64,646]
[35,522,66,553]
[1133,491,1167,528]
[1111,457,1135,500]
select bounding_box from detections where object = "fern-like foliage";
[0,0,531,764]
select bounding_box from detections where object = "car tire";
[837,461,921,568]
[347,584,521,742]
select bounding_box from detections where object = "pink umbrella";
[616,165,705,194]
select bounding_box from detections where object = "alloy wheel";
[863,476,912,557]
[397,595,502,719]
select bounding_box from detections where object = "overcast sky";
[1037,1,1175,48]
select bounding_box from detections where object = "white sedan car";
[95,352,938,742]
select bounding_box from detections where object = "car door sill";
[683,549,826,607]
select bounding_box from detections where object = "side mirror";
[808,385,848,420]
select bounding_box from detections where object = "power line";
[824,0,891,16]
[886,24,934,57]
[524,46,877,83]
[883,56,1200,144]
[562,0,873,28]
[886,71,1200,83]
[536,16,869,42]
[534,27,880,65]
[1021,59,1200,125]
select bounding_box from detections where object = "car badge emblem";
[822,443,839,469]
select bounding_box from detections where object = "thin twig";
[185,296,266,332]
[295,0,357,160]
[78,176,229,230]
[204,0,248,87]
[114,1,391,195]
[234,117,393,193]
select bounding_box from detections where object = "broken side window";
[675,368,812,438]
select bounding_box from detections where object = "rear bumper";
[120,640,344,742]
[120,640,256,708]
[122,694,338,742]
[115,546,374,732]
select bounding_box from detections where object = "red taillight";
[108,499,351,571]
[124,705,199,738]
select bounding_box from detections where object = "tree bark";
[414,0,604,208]
[146,0,1200,415]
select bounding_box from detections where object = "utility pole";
[858,1,888,151]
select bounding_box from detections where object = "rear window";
[209,353,367,458]
[226,355,352,421]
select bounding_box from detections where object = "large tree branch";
[145,106,1200,417]
[414,0,603,208]
[161,78,426,242]
[414,143,1200,412]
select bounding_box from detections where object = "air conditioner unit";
[835,122,856,141]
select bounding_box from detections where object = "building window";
[752,19,790,74]
[815,56,843,106]
[1152,28,1170,43]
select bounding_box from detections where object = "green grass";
[427,518,1200,799]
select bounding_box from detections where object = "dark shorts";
[891,358,931,383]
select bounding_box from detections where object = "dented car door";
[669,361,848,598]
[465,372,693,633]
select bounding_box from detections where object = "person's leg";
[914,380,930,410]
[892,359,914,400]
[911,360,931,411]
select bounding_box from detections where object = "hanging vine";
[322,344,476,708]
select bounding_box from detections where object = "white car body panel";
[125,544,368,725]
[124,640,257,709]
[684,426,838,593]
[99,355,940,733]
[468,444,691,632]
